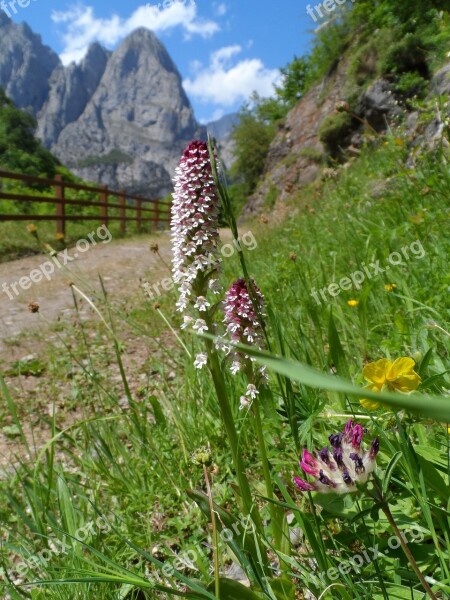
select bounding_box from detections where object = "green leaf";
[1,425,21,438]
[382,451,403,495]
[201,335,450,422]
[207,578,265,599]
[313,493,356,518]
[57,474,78,538]
[328,312,351,381]
[148,395,167,427]
[268,576,296,600]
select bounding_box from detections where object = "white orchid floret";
[239,396,251,411]
[194,353,208,369]
[181,316,194,330]
[192,319,208,335]
[230,361,241,375]
[246,384,259,400]
[194,296,211,312]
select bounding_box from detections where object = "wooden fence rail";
[0,170,171,236]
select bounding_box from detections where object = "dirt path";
[0,232,172,354]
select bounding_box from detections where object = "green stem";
[204,334,263,531]
[252,398,282,550]
[380,502,437,599]
[204,464,220,599]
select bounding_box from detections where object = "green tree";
[0,87,59,177]
[229,106,276,199]
[275,56,309,107]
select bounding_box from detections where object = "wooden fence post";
[55,175,65,236]
[119,190,126,235]
[153,199,159,230]
[136,198,142,232]
[100,185,108,226]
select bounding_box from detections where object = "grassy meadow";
[0,128,449,600]
[1,2,449,598]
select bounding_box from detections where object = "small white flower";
[194,353,208,369]
[239,396,251,411]
[246,384,259,400]
[230,361,241,375]
[193,319,208,335]
[209,279,222,294]
[194,296,211,311]
[181,315,194,330]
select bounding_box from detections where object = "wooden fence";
[0,170,171,235]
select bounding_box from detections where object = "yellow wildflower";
[361,357,421,410]
[347,300,359,307]
[27,224,37,234]
[384,283,397,292]
[409,212,424,225]
[55,232,65,241]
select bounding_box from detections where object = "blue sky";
[4,0,314,123]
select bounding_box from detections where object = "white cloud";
[183,45,280,107]
[52,2,220,65]
[214,3,227,16]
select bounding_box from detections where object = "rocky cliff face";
[245,55,450,216]
[36,43,111,148]
[0,16,204,197]
[0,12,60,114]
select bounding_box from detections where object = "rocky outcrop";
[356,79,403,130]
[432,63,450,96]
[244,58,352,215]
[0,16,204,197]
[245,54,449,216]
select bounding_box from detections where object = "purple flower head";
[293,476,315,492]
[300,450,319,476]
[294,419,379,495]
[171,140,221,313]
[222,278,267,380]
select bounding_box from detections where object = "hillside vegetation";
[229,0,450,213]
[0,88,59,178]
[0,2,449,600]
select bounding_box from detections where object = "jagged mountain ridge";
[0,13,205,197]
[207,112,238,168]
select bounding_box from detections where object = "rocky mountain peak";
[0,20,205,197]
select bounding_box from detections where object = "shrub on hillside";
[0,87,59,178]
[319,112,355,157]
